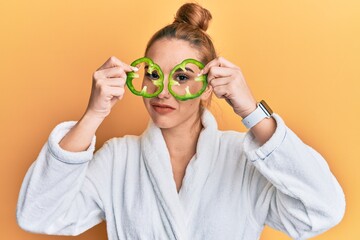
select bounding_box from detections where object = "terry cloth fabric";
[16,109,345,240]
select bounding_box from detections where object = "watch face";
[260,100,273,116]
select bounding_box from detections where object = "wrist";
[241,100,273,129]
[83,108,107,121]
[235,102,257,119]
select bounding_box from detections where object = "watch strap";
[242,100,272,129]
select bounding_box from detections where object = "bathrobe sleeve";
[243,114,346,239]
[16,121,110,235]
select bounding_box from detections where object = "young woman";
[17,3,345,240]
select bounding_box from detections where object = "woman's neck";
[161,113,203,162]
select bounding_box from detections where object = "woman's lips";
[151,103,175,114]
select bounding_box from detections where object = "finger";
[104,78,126,87]
[97,56,137,73]
[208,76,232,87]
[96,66,128,79]
[216,57,239,68]
[108,86,125,98]
[212,85,231,99]
[202,56,239,74]
[206,66,233,84]
[111,89,126,103]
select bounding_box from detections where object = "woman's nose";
[157,78,171,99]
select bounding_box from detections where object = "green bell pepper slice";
[168,58,208,101]
[126,57,164,98]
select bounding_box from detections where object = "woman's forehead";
[146,39,201,72]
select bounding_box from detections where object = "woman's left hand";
[201,57,257,118]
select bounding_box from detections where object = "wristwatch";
[241,100,273,129]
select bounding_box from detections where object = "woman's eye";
[175,74,189,82]
[145,72,159,80]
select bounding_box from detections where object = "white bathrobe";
[16,109,345,240]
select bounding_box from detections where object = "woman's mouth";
[151,103,176,114]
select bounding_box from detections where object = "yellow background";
[1,0,359,239]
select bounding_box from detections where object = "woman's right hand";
[85,56,137,120]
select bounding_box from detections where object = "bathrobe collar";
[140,108,220,240]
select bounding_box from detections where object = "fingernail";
[131,66,139,72]
[197,70,203,76]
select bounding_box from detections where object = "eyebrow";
[175,67,194,73]
[144,65,195,73]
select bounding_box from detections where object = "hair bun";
[174,3,212,31]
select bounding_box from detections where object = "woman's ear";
[200,84,213,101]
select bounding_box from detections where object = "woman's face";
[143,38,211,129]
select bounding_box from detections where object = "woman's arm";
[201,56,345,238]
[244,114,345,239]
[16,121,111,235]
[17,56,134,235]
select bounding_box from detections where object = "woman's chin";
[151,117,174,129]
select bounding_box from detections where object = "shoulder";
[106,134,141,146]
[88,134,142,176]
[98,134,141,156]
[89,134,141,164]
